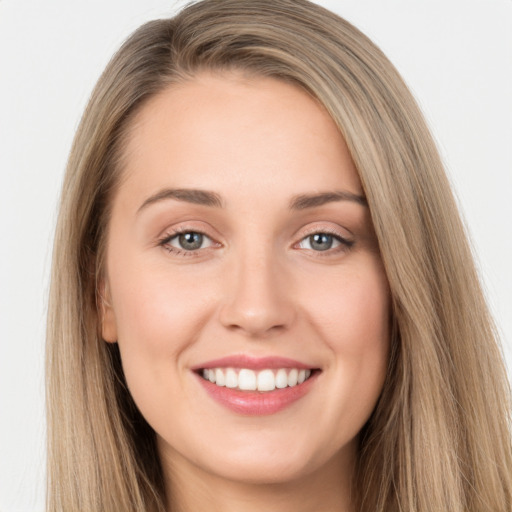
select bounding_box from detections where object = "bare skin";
[165,444,355,512]
[101,72,390,512]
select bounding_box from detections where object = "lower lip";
[195,372,318,415]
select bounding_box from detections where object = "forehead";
[117,72,362,210]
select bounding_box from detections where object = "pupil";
[310,233,332,251]
[179,232,203,250]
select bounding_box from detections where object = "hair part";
[46,1,512,510]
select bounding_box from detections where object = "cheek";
[109,254,214,350]
[304,259,390,350]
[106,255,217,408]
[300,259,390,419]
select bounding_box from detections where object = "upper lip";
[191,355,317,371]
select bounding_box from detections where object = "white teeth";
[238,369,257,390]
[215,368,225,386]
[257,369,275,391]
[288,368,298,387]
[275,368,288,389]
[201,367,314,392]
[225,368,238,388]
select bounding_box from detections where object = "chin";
[164,425,355,488]
[202,453,320,486]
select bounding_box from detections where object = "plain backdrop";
[1,1,511,510]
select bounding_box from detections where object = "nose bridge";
[219,237,295,337]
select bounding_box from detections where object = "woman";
[46,0,512,510]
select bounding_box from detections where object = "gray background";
[1,1,511,510]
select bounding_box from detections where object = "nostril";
[219,301,295,337]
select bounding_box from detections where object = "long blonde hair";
[46,1,512,510]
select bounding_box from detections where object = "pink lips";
[193,355,313,371]
[192,355,319,416]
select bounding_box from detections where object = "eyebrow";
[137,188,224,213]
[289,191,367,209]
[137,187,367,213]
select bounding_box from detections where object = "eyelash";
[296,227,354,256]
[158,227,216,257]
[158,226,354,258]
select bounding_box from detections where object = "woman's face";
[101,73,390,486]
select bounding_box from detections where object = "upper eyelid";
[158,223,217,242]
[165,230,212,242]
[294,232,353,253]
[158,223,352,241]
[158,229,217,257]
[160,229,216,247]
[295,224,353,242]
[159,224,350,238]
[158,227,352,256]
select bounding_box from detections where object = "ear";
[98,277,118,343]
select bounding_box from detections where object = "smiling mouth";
[194,358,321,415]
[198,367,317,392]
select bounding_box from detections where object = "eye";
[160,230,215,254]
[296,231,353,253]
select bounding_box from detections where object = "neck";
[161,444,357,512]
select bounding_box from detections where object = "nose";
[218,248,296,338]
